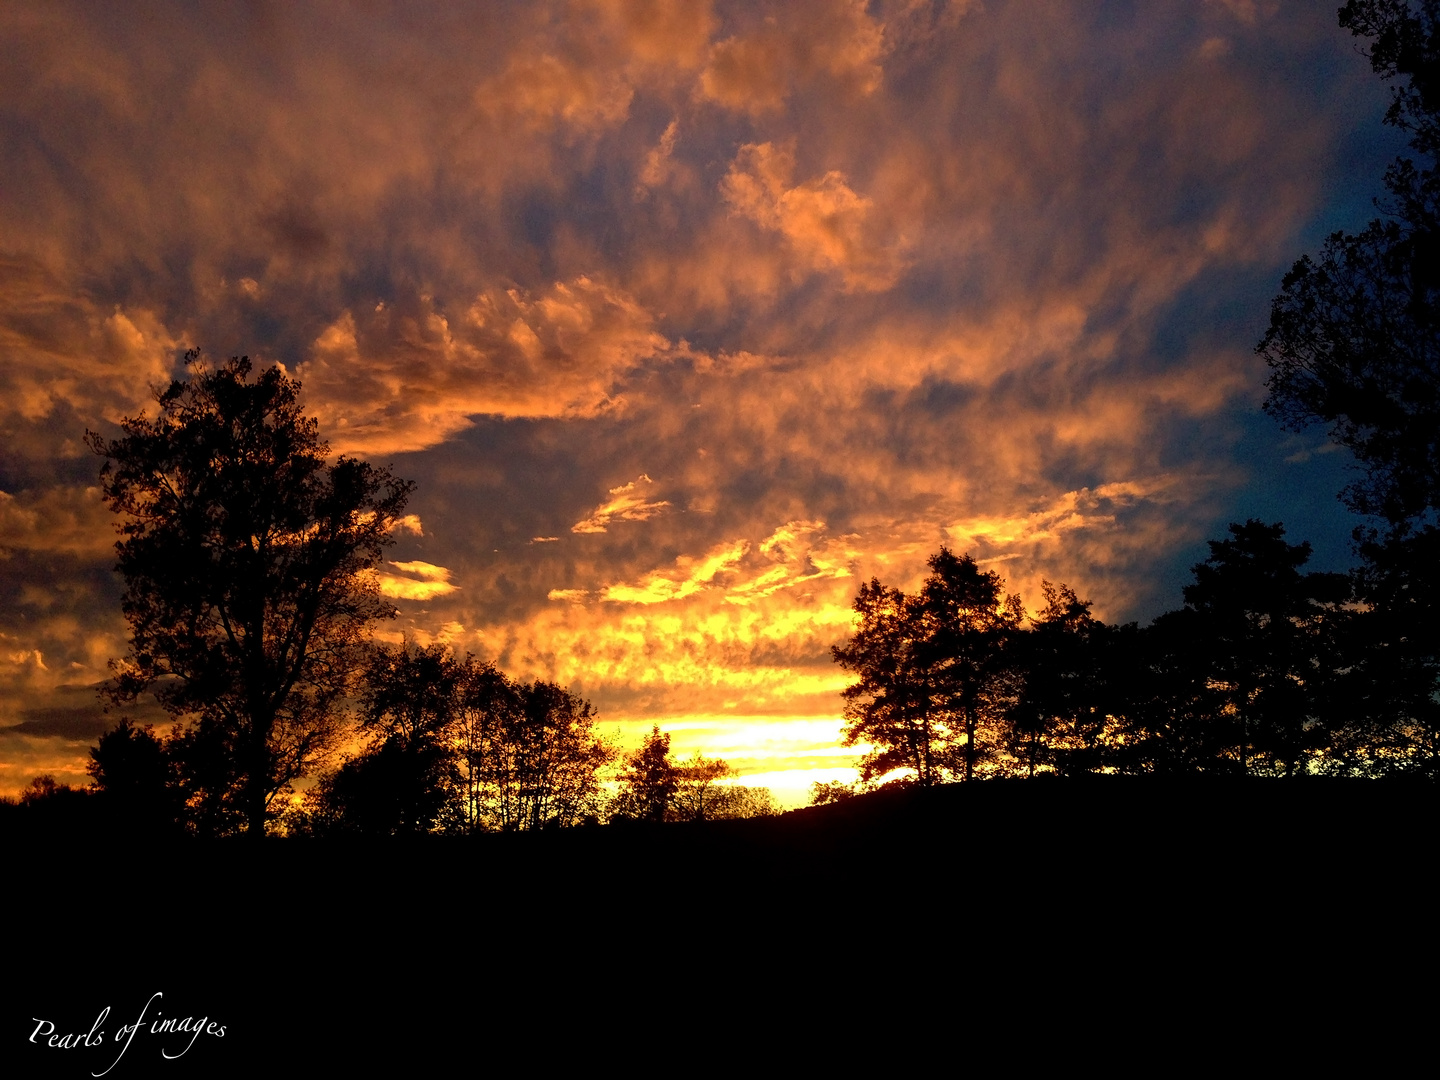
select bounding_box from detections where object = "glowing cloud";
[477,53,634,134]
[571,474,673,534]
[0,257,179,426]
[377,561,459,601]
[298,279,671,455]
[0,488,113,558]
[947,480,1176,552]
[722,141,907,291]
[600,539,749,603]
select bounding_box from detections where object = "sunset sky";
[0,0,1404,805]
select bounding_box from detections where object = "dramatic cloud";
[722,141,908,291]
[299,279,671,455]
[376,561,460,602]
[0,0,1398,798]
[0,258,179,428]
[571,474,673,534]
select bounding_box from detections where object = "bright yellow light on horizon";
[604,715,865,809]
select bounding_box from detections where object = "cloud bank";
[0,0,1396,797]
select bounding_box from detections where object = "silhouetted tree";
[670,752,735,821]
[1258,2,1440,776]
[291,651,615,835]
[1008,582,1113,777]
[916,549,1025,781]
[1181,522,1352,776]
[1260,2,1440,527]
[611,725,679,823]
[703,783,781,819]
[314,643,465,835]
[14,775,95,834]
[1103,524,1353,777]
[310,738,458,837]
[833,549,1023,784]
[609,732,777,822]
[475,679,614,831]
[87,353,414,835]
[1109,611,1235,775]
[87,719,183,832]
[167,715,249,835]
[1334,529,1440,773]
[832,578,942,786]
[453,658,515,829]
[808,780,861,805]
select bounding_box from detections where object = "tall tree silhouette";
[316,643,464,835]
[1259,2,1440,527]
[1114,610,1235,774]
[87,719,183,833]
[87,353,414,836]
[1009,582,1111,777]
[671,752,737,821]
[832,578,942,786]
[454,658,514,829]
[474,679,614,830]
[1258,2,1440,774]
[832,549,1022,785]
[916,549,1024,782]
[293,654,616,835]
[1181,522,1351,776]
[611,725,679,823]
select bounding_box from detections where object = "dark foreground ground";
[5,777,1433,1075]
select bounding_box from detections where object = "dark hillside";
[9,776,1430,1075]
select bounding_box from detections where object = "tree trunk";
[964,705,975,782]
[244,715,273,837]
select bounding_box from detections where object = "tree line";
[825,524,1433,790]
[76,647,778,837]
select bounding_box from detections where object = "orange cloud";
[0,257,179,426]
[376,561,459,601]
[600,538,748,603]
[298,278,670,455]
[571,474,673,534]
[722,142,908,291]
[579,0,717,71]
[477,53,634,135]
[0,487,114,560]
[1206,0,1279,25]
[698,0,884,114]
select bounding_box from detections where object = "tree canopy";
[296,644,616,835]
[1257,1,1440,776]
[87,353,415,835]
[610,724,778,824]
[611,725,679,824]
[832,548,1023,786]
[1259,1,1440,529]
[823,524,1437,783]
